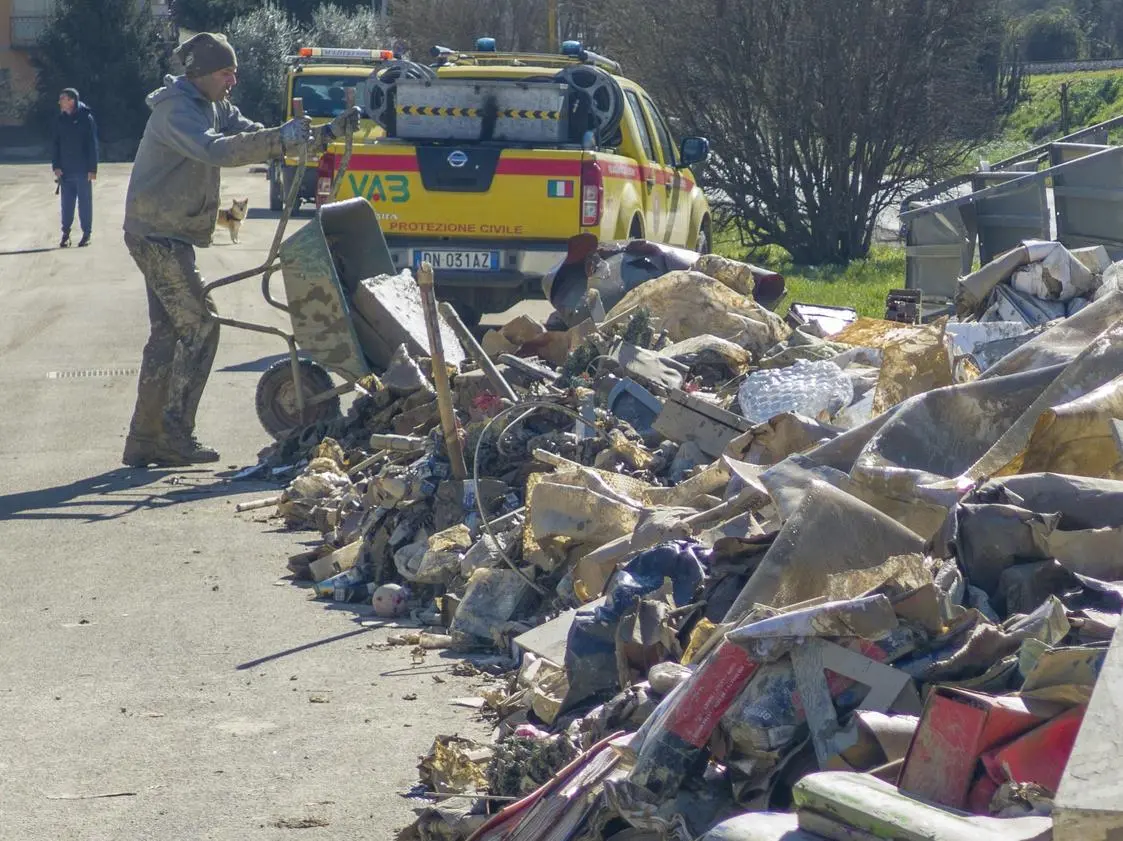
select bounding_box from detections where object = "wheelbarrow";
[202,93,413,440]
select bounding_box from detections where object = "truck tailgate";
[336,146,582,241]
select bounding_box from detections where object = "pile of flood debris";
[241,237,1123,841]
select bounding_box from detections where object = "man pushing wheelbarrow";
[121,32,360,468]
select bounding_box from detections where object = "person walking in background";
[52,87,98,248]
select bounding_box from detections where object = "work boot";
[60,232,71,248]
[78,233,91,247]
[122,435,220,468]
[167,435,221,464]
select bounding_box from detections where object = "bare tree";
[308,4,390,49]
[583,0,1007,264]
[389,0,557,56]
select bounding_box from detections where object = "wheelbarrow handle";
[329,87,358,200]
[203,97,308,298]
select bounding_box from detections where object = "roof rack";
[430,41,622,74]
[285,46,396,66]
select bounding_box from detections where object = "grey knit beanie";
[175,32,238,78]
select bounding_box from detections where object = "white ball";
[372,583,409,617]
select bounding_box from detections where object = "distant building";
[0,0,174,125]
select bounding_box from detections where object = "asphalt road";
[0,163,489,840]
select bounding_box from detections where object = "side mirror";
[678,136,710,168]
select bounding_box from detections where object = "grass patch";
[1003,70,1123,146]
[713,229,903,318]
[972,70,1123,169]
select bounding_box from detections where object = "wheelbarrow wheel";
[255,358,341,440]
[268,161,284,212]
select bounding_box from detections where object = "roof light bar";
[298,47,394,61]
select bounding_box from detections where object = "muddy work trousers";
[124,232,219,443]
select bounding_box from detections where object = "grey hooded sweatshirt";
[124,75,283,247]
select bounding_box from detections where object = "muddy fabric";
[722,480,924,618]
[124,75,280,247]
[846,364,1064,538]
[938,473,1123,596]
[1019,374,1123,479]
[124,233,219,442]
[967,473,1123,531]
[965,319,1123,479]
[799,410,895,474]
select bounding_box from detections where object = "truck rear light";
[315,152,336,207]
[581,159,603,227]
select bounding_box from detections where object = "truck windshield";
[292,74,362,118]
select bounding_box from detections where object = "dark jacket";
[52,102,99,177]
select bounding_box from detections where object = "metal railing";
[10,15,50,48]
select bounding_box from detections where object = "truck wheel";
[696,218,712,254]
[269,163,283,212]
[280,166,304,213]
[255,358,341,440]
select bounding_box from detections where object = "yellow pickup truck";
[314,41,712,322]
[269,46,391,211]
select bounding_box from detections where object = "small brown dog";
[216,197,249,243]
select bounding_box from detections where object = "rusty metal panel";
[1050,145,1123,255]
[902,203,974,298]
[897,686,1049,809]
[970,171,1050,264]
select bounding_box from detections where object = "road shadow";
[218,352,287,373]
[0,467,282,523]
[0,247,56,256]
[235,625,373,670]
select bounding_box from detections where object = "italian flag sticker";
[547,179,574,198]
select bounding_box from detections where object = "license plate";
[412,250,500,271]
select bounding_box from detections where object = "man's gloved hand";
[315,106,362,150]
[324,106,362,140]
[279,116,314,150]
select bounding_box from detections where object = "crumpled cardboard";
[400,524,473,584]
[529,476,644,567]
[525,462,651,571]
[418,735,493,795]
[726,413,840,466]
